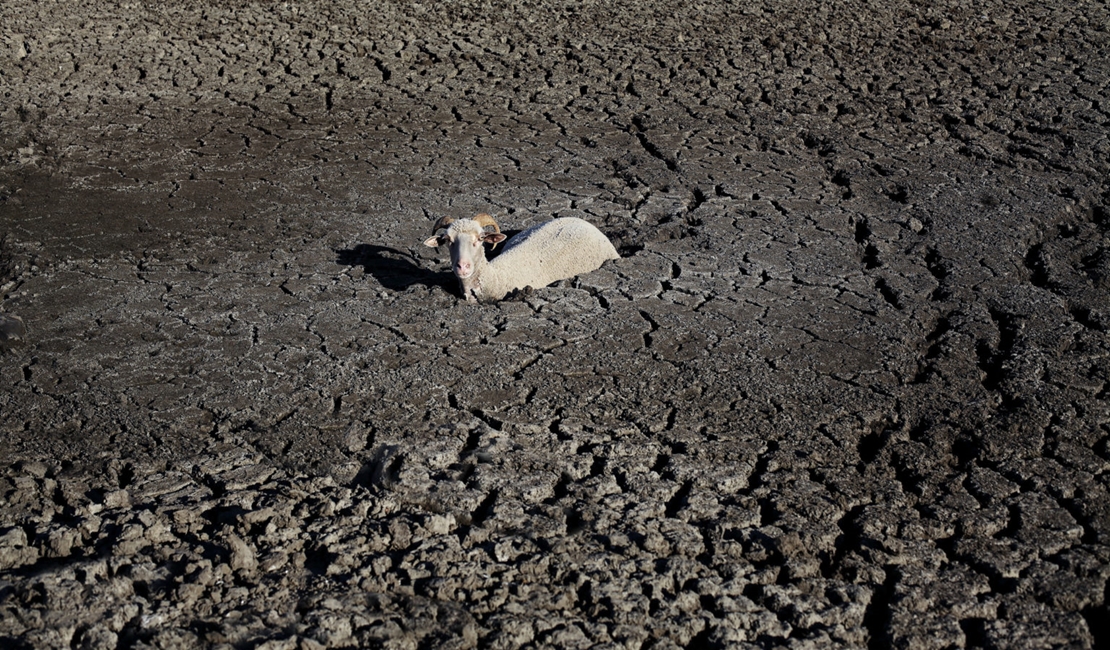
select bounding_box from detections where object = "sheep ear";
[483,232,507,248]
[423,234,444,248]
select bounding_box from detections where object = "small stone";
[0,313,26,346]
[259,551,289,573]
[227,535,257,574]
[0,527,38,570]
[342,426,367,453]
[177,582,205,605]
[217,464,275,491]
[18,460,48,478]
[75,625,118,650]
[102,489,131,509]
[45,527,80,557]
[0,527,28,548]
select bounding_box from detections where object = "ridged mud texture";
[1,1,1108,648]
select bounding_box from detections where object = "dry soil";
[1,1,1108,648]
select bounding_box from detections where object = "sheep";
[423,213,620,302]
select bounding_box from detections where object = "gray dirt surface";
[1,0,1108,648]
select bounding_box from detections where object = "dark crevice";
[925,248,950,300]
[1080,248,1108,283]
[588,454,606,478]
[689,187,707,212]
[373,60,392,82]
[758,498,777,526]
[1024,242,1050,288]
[875,278,901,309]
[853,218,881,268]
[862,244,882,269]
[994,504,1022,539]
[618,242,645,256]
[634,132,678,172]
[883,184,909,204]
[740,440,776,497]
[858,430,885,465]
[469,409,503,431]
[470,489,498,527]
[118,463,135,489]
[638,310,659,348]
[913,316,952,383]
[1058,496,1100,545]
[952,434,981,469]
[549,418,571,441]
[547,472,572,504]
[565,507,588,534]
[925,249,948,280]
[1092,204,1109,232]
[923,315,950,354]
[832,170,853,200]
[863,567,897,650]
[664,481,693,518]
[576,581,593,613]
[852,219,870,245]
[360,444,403,490]
[959,618,989,647]
[613,469,631,493]
[304,544,337,575]
[50,485,67,508]
[925,315,951,348]
[1070,305,1105,331]
[824,504,868,579]
[685,626,714,650]
[462,427,482,455]
[978,309,1020,391]
[1082,602,1110,650]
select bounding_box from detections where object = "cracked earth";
[1,0,1109,648]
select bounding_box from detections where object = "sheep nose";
[455,261,471,276]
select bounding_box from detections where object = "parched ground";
[1,1,1108,648]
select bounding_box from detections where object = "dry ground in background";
[1,1,1108,648]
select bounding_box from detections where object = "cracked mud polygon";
[2,1,1108,648]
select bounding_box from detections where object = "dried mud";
[1,1,1108,648]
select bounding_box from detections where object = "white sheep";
[423,213,619,302]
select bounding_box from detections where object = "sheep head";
[423,213,507,280]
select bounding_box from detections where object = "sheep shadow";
[336,229,526,294]
[335,244,455,292]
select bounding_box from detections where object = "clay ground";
[1,0,1109,648]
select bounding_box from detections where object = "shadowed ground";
[1,1,1108,648]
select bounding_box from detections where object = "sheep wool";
[426,216,619,302]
